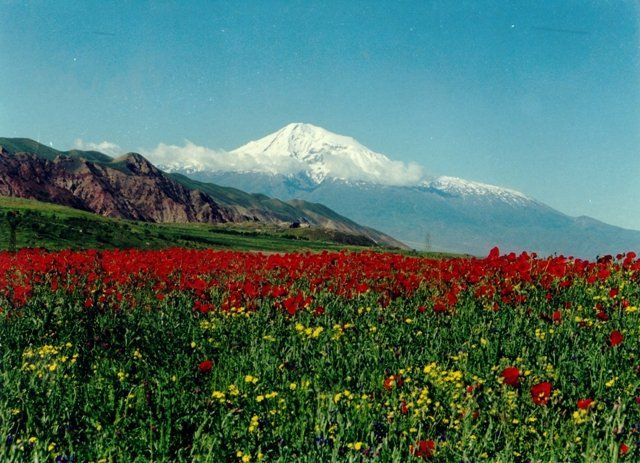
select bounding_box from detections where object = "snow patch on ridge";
[425,176,531,203]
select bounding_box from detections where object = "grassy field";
[0,196,393,253]
[0,248,638,462]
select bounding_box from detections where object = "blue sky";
[1,1,639,229]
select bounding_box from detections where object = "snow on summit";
[230,123,423,185]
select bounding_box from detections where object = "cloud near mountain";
[316,154,424,186]
[73,139,123,157]
[142,140,310,177]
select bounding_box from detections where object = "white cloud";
[74,139,123,157]
[142,140,310,175]
[321,155,424,186]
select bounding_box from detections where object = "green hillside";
[0,137,112,162]
[0,197,382,252]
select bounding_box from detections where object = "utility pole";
[424,232,432,252]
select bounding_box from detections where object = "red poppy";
[576,398,594,410]
[609,330,624,347]
[598,268,611,280]
[198,360,213,373]
[194,300,214,314]
[552,310,562,323]
[400,400,409,415]
[410,439,435,459]
[530,382,552,406]
[355,282,369,293]
[433,301,447,313]
[619,443,629,456]
[283,296,299,316]
[383,374,404,391]
[501,367,520,387]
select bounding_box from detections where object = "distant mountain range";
[156,123,640,257]
[0,137,405,249]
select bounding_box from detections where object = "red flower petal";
[198,360,213,373]
[609,330,624,347]
[576,398,594,410]
[501,367,520,387]
[530,382,552,406]
[620,443,629,456]
[410,440,435,459]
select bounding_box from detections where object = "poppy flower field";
[1,247,639,462]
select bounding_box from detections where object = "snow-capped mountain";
[152,123,640,257]
[228,122,423,185]
[157,122,528,199]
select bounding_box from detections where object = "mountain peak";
[271,122,363,147]
[112,152,160,175]
[230,123,421,184]
[232,123,368,159]
[279,122,327,134]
